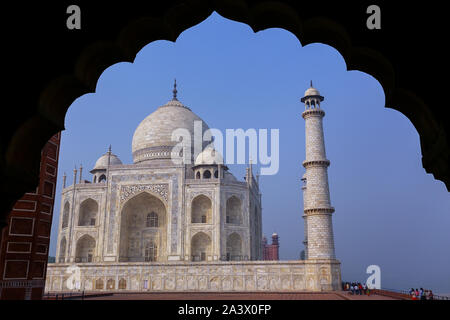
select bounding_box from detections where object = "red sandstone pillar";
[0,133,60,300]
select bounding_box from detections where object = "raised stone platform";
[45,259,341,292]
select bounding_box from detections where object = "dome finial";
[172,78,178,101]
[310,80,313,88]
[108,145,112,154]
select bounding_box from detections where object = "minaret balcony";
[302,159,330,168]
[303,207,335,215]
[302,108,325,119]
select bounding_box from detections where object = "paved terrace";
[44,290,403,300]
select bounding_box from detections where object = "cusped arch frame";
[3,1,447,221]
[117,189,169,259]
[119,189,169,223]
[119,189,169,209]
[190,193,214,223]
[190,230,213,259]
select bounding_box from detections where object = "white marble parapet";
[45,260,341,292]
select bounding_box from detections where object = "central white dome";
[132,98,210,163]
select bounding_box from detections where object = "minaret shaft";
[304,115,327,161]
[301,90,336,260]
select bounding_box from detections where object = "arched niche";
[191,194,212,224]
[106,279,115,290]
[75,234,96,263]
[78,198,98,226]
[59,236,66,262]
[119,192,167,262]
[226,196,242,225]
[226,232,242,261]
[62,202,70,229]
[203,170,211,179]
[95,278,104,290]
[191,232,211,261]
[118,278,127,290]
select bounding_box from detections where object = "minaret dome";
[301,81,324,109]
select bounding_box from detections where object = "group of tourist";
[410,288,434,300]
[342,282,436,300]
[342,282,371,295]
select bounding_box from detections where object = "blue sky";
[50,12,450,293]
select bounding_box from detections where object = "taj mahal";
[46,81,342,293]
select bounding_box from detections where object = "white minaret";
[301,82,336,260]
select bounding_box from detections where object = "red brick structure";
[0,133,60,300]
[262,233,279,261]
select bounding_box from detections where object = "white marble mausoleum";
[46,82,341,293]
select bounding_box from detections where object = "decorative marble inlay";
[189,191,213,201]
[120,184,169,203]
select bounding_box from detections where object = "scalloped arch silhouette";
[1,1,448,222]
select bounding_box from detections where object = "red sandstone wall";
[0,133,60,300]
[263,243,279,261]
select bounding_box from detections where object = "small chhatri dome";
[92,148,122,170]
[301,80,324,102]
[195,146,224,166]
